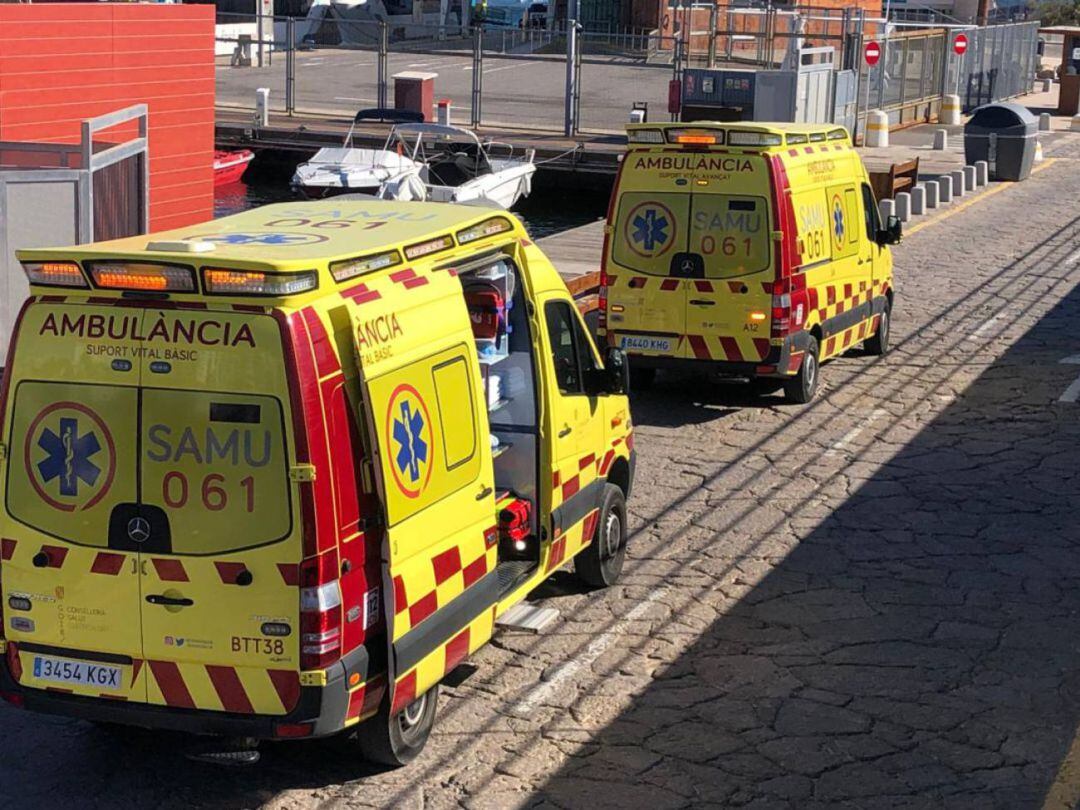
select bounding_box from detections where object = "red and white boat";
[213,149,254,186]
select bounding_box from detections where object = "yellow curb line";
[904,158,1058,237]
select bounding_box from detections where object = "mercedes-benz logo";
[127,517,151,544]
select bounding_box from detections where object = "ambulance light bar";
[330,250,402,283]
[667,129,724,145]
[21,261,88,289]
[627,129,664,144]
[456,216,513,245]
[727,131,784,147]
[88,261,196,292]
[404,234,454,260]
[203,267,318,296]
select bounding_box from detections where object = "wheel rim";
[399,693,427,739]
[881,312,890,345]
[602,511,622,560]
[805,352,817,389]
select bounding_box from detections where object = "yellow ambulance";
[601,122,901,403]
[0,200,635,765]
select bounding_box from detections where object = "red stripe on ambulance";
[149,660,196,709]
[206,665,255,713]
[90,552,125,576]
[268,669,301,712]
[1,538,15,561]
[151,558,189,582]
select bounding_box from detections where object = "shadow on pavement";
[529,282,1080,806]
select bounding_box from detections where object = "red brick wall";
[0,3,215,232]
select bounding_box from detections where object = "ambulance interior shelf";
[461,256,539,546]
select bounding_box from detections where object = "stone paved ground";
[2,138,1080,810]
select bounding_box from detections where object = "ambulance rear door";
[1,301,148,703]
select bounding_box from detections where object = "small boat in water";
[213,149,254,186]
[377,123,536,210]
[291,109,425,199]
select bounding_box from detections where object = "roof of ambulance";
[627,121,850,137]
[19,200,512,270]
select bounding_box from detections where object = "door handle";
[558,425,572,437]
[689,299,716,306]
[145,594,194,607]
[476,485,493,501]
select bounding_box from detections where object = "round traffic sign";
[954,33,968,55]
[865,41,881,66]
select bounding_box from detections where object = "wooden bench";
[869,157,919,201]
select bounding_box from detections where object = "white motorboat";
[290,109,425,198]
[377,124,536,210]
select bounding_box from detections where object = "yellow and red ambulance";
[0,200,634,765]
[601,122,900,402]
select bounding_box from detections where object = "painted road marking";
[1058,354,1080,403]
[1064,247,1080,267]
[965,314,1002,341]
[509,588,669,718]
[334,96,376,103]
[483,62,528,75]
[825,409,888,458]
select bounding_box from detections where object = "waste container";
[963,102,1038,181]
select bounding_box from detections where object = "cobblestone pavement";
[3,140,1080,810]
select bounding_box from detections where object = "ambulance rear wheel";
[356,683,439,767]
[633,367,656,391]
[865,305,891,356]
[575,484,627,588]
[784,336,820,404]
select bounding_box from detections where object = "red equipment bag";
[465,283,505,341]
[498,498,531,542]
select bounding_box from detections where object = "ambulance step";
[495,559,536,596]
[496,601,560,633]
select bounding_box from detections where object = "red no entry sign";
[954,33,969,55]
[865,41,881,66]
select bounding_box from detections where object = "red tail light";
[6,641,22,682]
[274,721,314,738]
[598,266,609,332]
[768,156,803,340]
[0,691,23,708]
[300,551,342,670]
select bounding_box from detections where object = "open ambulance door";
[350,305,499,731]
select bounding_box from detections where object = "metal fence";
[213,10,1039,136]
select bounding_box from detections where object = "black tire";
[784,335,820,404]
[575,484,627,588]
[865,304,891,356]
[356,683,439,767]
[632,366,656,391]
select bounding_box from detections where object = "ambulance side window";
[862,184,880,240]
[545,301,597,396]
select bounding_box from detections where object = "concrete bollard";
[941,94,962,126]
[894,191,912,222]
[1039,112,1052,132]
[975,161,989,186]
[255,88,270,127]
[964,165,977,192]
[951,168,966,196]
[911,184,927,215]
[879,198,896,222]
[1072,114,1080,132]
[925,180,940,209]
[866,110,889,148]
[933,129,948,150]
[939,175,953,203]
[1043,78,1053,93]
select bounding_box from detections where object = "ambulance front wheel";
[575,484,627,588]
[356,683,440,767]
[864,304,891,356]
[784,335,820,404]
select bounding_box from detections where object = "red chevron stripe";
[719,337,743,361]
[752,338,772,359]
[214,562,247,585]
[151,558,188,582]
[660,279,680,291]
[342,283,381,305]
[206,665,255,714]
[91,552,125,576]
[268,669,301,712]
[1,538,16,561]
[277,563,299,586]
[149,660,195,709]
[687,335,711,359]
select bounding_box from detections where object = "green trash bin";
[963,102,1038,181]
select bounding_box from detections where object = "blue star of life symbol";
[392,400,428,484]
[208,233,310,246]
[37,417,101,498]
[632,209,669,252]
[832,201,845,242]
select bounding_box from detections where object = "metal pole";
[286,17,296,115]
[256,4,264,69]
[852,8,865,142]
[564,19,577,136]
[472,25,483,128]
[707,0,717,69]
[378,21,389,110]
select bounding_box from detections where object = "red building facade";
[0,3,216,232]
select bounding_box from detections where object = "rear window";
[611,191,771,278]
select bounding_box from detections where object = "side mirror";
[602,345,630,395]
[876,214,902,246]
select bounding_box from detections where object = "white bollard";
[894,191,912,222]
[911,184,926,215]
[1072,114,1080,133]
[925,180,940,209]
[879,198,896,222]
[975,160,989,186]
[951,168,966,196]
[866,110,889,148]
[939,175,953,203]
[963,165,977,192]
[1039,112,1052,132]
[255,88,270,127]
[941,94,962,126]
[933,129,948,150]
[1043,78,1053,93]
